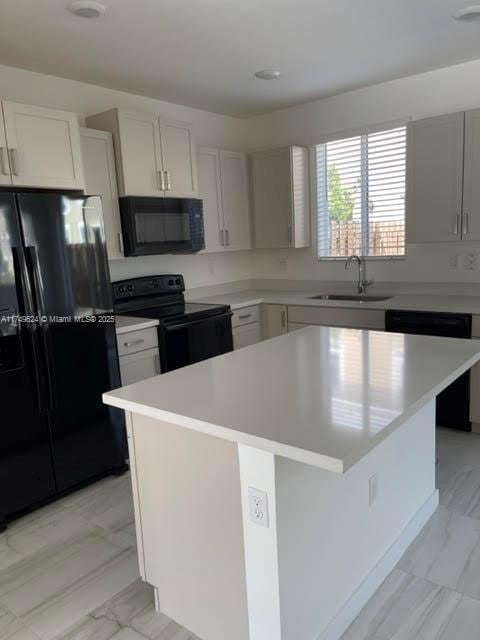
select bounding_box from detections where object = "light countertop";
[188,289,480,315]
[103,326,480,473]
[115,315,159,334]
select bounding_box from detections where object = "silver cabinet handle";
[117,232,124,254]
[454,213,462,236]
[165,170,171,190]
[225,229,230,246]
[219,229,224,246]
[281,309,286,328]
[8,148,18,176]
[464,212,469,237]
[0,147,8,175]
[124,338,145,348]
[238,313,252,320]
[158,170,165,190]
[154,353,161,374]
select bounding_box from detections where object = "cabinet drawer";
[233,322,261,350]
[288,306,385,329]
[117,327,158,356]
[119,347,161,386]
[232,305,260,328]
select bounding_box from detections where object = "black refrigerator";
[0,191,126,530]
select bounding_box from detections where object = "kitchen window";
[316,125,406,259]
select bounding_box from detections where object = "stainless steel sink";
[310,294,392,302]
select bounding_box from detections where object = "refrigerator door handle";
[11,246,45,415]
[25,245,57,412]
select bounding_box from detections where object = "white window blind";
[317,126,406,258]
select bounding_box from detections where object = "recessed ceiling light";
[68,1,107,18]
[254,69,281,80]
[453,5,480,19]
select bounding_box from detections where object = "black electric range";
[113,275,233,373]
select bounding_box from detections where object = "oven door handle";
[163,311,233,332]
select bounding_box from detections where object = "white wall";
[248,59,480,284]
[0,63,253,288]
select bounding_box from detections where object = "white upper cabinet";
[252,146,310,249]
[80,128,123,260]
[0,111,11,185]
[462,108,480,241]
[219,150,251,251]
[197,147,251,253]
[197,147,224,252]
[1,101,84,189]
[406,112,465,243]
[86,109,198,198]
[159,118,197,197]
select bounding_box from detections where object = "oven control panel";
[112,275,185,300]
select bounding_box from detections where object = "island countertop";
[103,326,480,472]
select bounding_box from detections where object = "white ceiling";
[1,0,480,117]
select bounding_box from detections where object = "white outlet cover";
[248,487,269,528]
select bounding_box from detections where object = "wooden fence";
[329,220,404,257]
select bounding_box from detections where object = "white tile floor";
[0,427,479,640]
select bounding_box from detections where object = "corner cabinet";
[80,128,123,259]
[252,146,310,249]
[262,304,288,339]
[197,147,251,252]
[86,109,197,198]
[406,108,480,243]
[0,100,84,189]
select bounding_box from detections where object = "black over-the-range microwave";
[119,196,205,256]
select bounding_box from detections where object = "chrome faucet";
[345,254,374,295]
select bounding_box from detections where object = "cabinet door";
[197,147,224,252]
[117,110,164,196]
[233,322,261,350]
[2,101,84,189]
[288,322,308,333]
[159,118,197,197]
[252,148,292,248]
[119,348,161,386]
[463,109,480,241]
[80,128,123,259]
[220,150,251,251]
[406,113,464,243]
[263,304,287,339]
[0,107,11,185]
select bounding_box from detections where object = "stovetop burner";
[112,275,230,324]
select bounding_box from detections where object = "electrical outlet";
[276,257,288,273]
[248,487,269,527]
[462,253,478,271]
[369,474,378,506]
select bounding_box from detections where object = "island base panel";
[127,400,437,640]
[237,399,437,640]
[129,414,249,640]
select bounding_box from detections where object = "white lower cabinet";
[263,304,288,339]
[288,322,307,333]
[288,306,385,330]
[233,322,261,350]
[117,326,160,385]
[232,305,261,350]
[119,348,161,386]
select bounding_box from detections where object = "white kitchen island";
[103,326,480,640]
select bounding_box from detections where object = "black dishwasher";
[385,310,472,431]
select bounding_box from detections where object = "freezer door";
[0,193,56,519]
[17,193,126,492]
